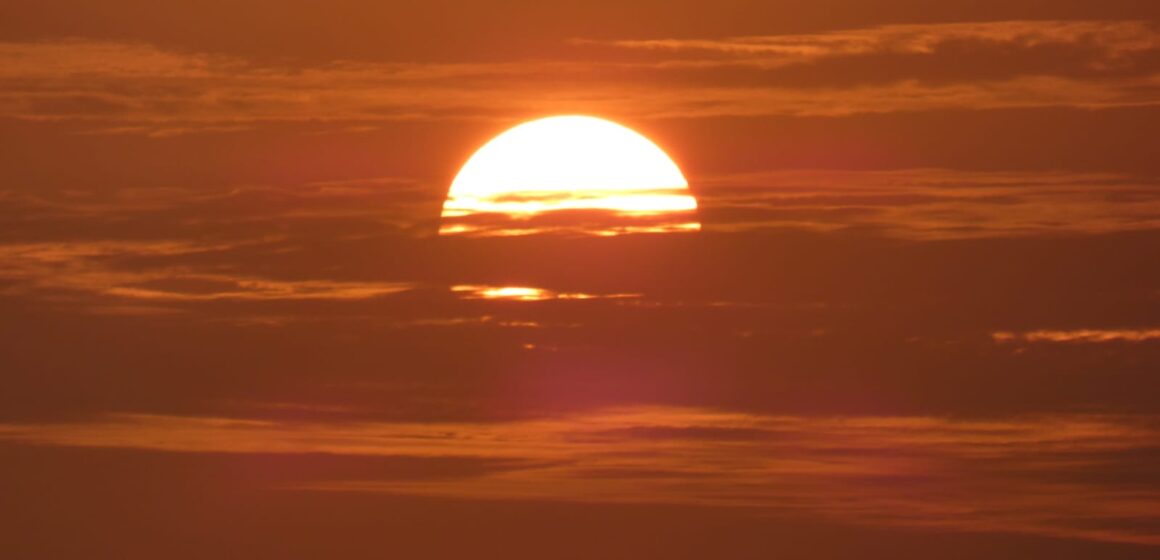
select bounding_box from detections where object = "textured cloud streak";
[587,20,1160,60]
[695,169,1160,237]
[1,407,1156,546]
[994,329,1160,343]
[0,241,415,307]
[4,169,1157,242]
[2,19,1159,131]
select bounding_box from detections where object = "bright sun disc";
[440,115,699,236]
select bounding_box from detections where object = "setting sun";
[440,115,699,236]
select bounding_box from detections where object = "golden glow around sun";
[440,115,699,236]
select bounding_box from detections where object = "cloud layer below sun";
[1,406,1156,546]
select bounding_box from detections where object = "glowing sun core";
[440,115,699,236]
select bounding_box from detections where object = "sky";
[1,1,1159,558]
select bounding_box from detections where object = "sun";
[440,115,699,236]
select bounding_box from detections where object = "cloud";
[994,329,1160,343]
[0,240,415,307]
[582,20,1160,62]
[0,406,1156,546]
[1,21,1158,131]
[104,276,414,302]
[0,168,1157,325]
[694,169,1160,238]
[0,179,448,314]
[5,168,1157,251]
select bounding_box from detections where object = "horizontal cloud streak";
[584,20,1160,61]
[0,407,1156,546]
[994,329,1160,343]
[0,241,415,306]
[2,19,1159,131]
[0,168,1156,315]
[695,169,1160,238]
[4,169,1157,243]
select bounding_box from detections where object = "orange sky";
[1,2,1158,558]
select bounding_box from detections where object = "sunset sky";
[1,2,1159,558]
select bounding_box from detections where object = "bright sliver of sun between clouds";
[440,115,699,236]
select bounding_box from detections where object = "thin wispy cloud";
[4,169,1157,246]
[583,20,1160,61]
[0,241,415,306]
[994,329,1160,343]
[696,169,1160,238]
[2,19,1158,132]
[1,406,1155,546]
